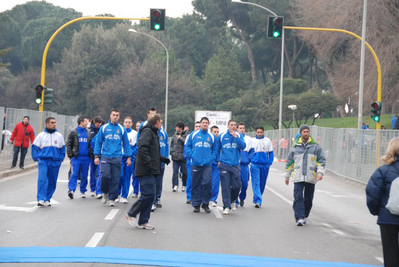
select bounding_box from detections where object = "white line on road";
[85,232,104,247]
[266,186,293,205]
[57,180,68,183]
[331,229,346,237]
[269,167,280,172]
[0,204,38,212]
[212,206,223,219]
[321,223,333,228]
[375,257,384,263]
[105,209,119,220]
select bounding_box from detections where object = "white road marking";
[316,190,363,199]
[105,209,119,220]
[331,229,346,237]
[85,232,104,247]
[57,180,68,183]
[321,223,333,228]
[26,199,61,205]
[375,257,384,263]
[212,206,223,219]
[266,186,293,205]
[0,204,38,212]
[269,167,280,172]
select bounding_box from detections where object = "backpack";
[385,164,399,216]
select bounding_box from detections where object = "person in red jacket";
[10,116,35,169]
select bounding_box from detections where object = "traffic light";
[35,84,43,105]
[371,101,382,122]
[267,16,284,39]
[44,87,53,104]
[150,9,165,31]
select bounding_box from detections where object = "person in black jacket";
[170,121,188,192]
[66,116,94,199]
[366,137,399,267]
[126,114,170,230]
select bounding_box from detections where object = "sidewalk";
[0,162,38,179]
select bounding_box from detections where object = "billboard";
[195,110,232,133]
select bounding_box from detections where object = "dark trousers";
[172,160,187,187]
[154,165,165,204]
[380,224,399,267]
[191,165,212,207]
[12,146,28,168]
[293,182,315,221]
[100,157,122,201]
[219,163,241,209]
[127,175,156,225]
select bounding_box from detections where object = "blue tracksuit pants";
[68,157,90,193]
[127,175,156,225]
[250,163,270,205]
[95,160,102,195]
[89,159,98,192]
[37,159,61,202]
[191,165,212,207]
[211,164,220,202]
[154,165,165,204]
[293,182,315,221]
[100,157,122,201]
[219,163,241,209]
[119,157,133,198]
[238,164,250,203]
[131,162,139,195]
[186,160,192,201]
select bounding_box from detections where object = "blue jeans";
[154,165,165,204]
[127,175,156,225]
[100,157,122,201]
[250,164,270,205]
[293,182,315,221]
[211,164,220,202]
[219,163,241,209]
[172,161,187,187]
[12,146,28,168]
[191,165,212,207]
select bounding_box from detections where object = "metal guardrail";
[248,126,399,184]
[0,107,77,172]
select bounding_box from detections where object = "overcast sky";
[1,0,194,18]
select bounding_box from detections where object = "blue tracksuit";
[238,134,253,204]
[94,121,132,201]
[91,135,102,195]
[32,128,65,202]
[69,126,91,194]
[118,128,138,199]
[211,160,220,203]
[217,131,246,209]
[250,135,274,206]
[89,124,101,193]
[185,129,218,207]
[184,146,192,201]
[154,128,168,203]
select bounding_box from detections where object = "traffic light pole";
[38,16,149,130]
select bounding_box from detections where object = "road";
[0,160,383,267]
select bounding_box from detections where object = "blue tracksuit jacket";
[185,129,218,167]
[158,128,169,165]
[217,131,246,166]
[94,121,131,158]
[250,135,274,165]
[32,128,65,162]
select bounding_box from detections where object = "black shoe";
[68,191,74,199]
[193,206,200,213]
[155,202,162,208]
[19,166,24,169]
[201,204,211,213]
[240,200,244,207]
[186,200,192,204]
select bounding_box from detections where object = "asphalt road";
[0,160,383,266]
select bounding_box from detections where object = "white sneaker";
[231,203,237,211]
[223,208,230,215]
[101,193,108,204]
[131,193,138,198]
[151,204,156,212]
[210,201,217,207]
[297,219,304,226]
[120,198,128,204]
[90,192,95,197]
[96,194,102,199]
[126,214,137,227]
[173,185,177,192]
[182,186,186,192]
[109,200,115,207]
[37,200,45,206]
[81,192,86,198]
[115,196,121,203]
[44,201,51,207]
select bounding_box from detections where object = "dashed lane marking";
[212,206,223,219]
[85,232,104,247]
[266,186,293,205]
[105,209,119,220]
[375,257,383,264]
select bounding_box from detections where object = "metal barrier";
[0,107,78,172]
[248,126,399,184]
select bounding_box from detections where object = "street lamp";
[128,29,169,132]
[231,0,285,133]
[288,104,297,127]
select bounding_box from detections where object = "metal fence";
[248,126,399,184]
[0,107,78,172]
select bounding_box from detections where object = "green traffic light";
[273,32,280,38]
[154,24,160,30]
[36,98,42,104]
[372,116,380,122]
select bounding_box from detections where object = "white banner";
[195,110,232,133]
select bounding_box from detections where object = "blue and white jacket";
[217,131,246,166]
[158,128,169,165]
[185,129,218,167]
[124,128,138,161]
[240,134,253,165]
[94,121,131,158]
[250,135,274,166]
[31,128,65,162]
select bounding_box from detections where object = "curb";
[0,164,38,179]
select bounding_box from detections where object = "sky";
[1,0,194,18]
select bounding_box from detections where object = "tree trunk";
[308,51,313,88]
